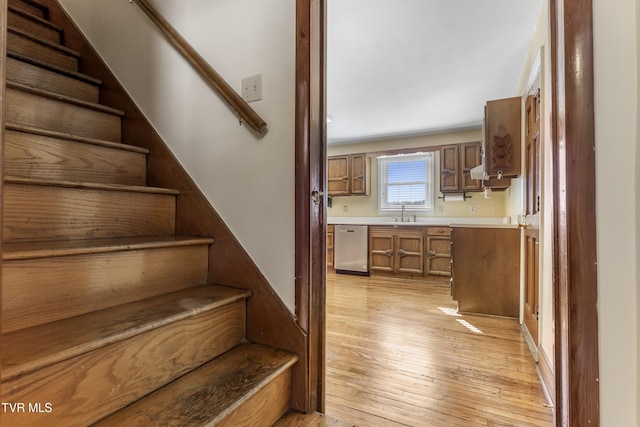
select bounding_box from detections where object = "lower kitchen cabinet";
[369,226,424,275]
[425,227,452,276]
[368,225,453,279]
[451,226,520,317]
[327,224,334,268]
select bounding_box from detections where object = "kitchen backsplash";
[327,189,507,218]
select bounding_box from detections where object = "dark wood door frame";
[0,0,8,425]
[550,0,600,425]
[295,0,327,412]
[0,2,6,426]
[295,0,600,423]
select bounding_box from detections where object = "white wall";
[58,0,297,311]
[593,0,639,425]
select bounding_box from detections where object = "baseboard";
[538,345,555,408]
[521,323,538,361]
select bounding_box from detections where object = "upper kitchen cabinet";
[483,97,522,178]
[327,153,370,196]
[440,142,482,193]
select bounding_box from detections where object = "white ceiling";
[327,0,543,145]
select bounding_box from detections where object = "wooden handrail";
[131,0,268,135]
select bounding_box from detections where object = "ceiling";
[327,0,543,145]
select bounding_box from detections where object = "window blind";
[378,152,434,213]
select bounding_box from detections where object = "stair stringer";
[39,0,311,413]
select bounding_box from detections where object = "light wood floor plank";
[325,273,553,427]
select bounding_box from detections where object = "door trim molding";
[550,0,600,424]
[295,0,326,412]
[0,2,6,426]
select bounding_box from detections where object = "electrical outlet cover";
[242,74,263,102]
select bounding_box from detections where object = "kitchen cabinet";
[369,226,424,275]
[440,142,482,193]
[327,224,334,268]
[451,226,520,317]
[425,227,451,276]
[327,153,370,196]
[482,97,522,179]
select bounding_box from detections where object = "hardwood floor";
[325,272,553,427]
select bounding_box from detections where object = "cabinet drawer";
[427,227,451,236]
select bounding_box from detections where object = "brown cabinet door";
[484,97,522,178]
[327,155,349,196]
[460,142,482,191]
[426,235,451,276]
[440,145,459,192]
[395,233,424,274]
[349,153,368,195]
[327,226,334,268]
[369,232,394,272]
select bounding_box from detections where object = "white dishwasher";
[334,225,369,275]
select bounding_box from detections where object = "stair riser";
[8,31,77,71]
[7,57,100,103]
[7,88,122,142]
[219,370,292,427]
[2,245,210,333]
[5,130,147,186]
[1,302,246,427]
[8,0,46,19]
[8,10,60,43]
[4,183,175,243]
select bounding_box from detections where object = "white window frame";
[377,152,435,214]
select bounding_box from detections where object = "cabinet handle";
[327,248,333,252]
[437,229,445,234]
[385,249,393,256]
[397,249,406,257]
[427,251,436,259]
[341,177,348,182]
[355,176,364,181]
[463,168,470,174]
[441,170,452,177]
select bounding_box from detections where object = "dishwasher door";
[334,225,369,274]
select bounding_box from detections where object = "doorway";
[295,0,600,424]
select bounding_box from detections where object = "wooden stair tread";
[5,176,179,195]
[274,411,355,427]
[6,122,148,154]
[2,285,251,380]
[3,235,215,261]
[8,5,62,32]
[94,343,298,427]
[7,51,102,85]
[8,25,80,58]
[7,81,124,116]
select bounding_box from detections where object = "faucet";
[401,204,406,222]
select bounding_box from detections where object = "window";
[378,152,435,213]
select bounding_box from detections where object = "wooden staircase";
[1,0,298,425]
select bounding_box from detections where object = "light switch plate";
[242,74,263,102]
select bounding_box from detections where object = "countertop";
[328,216,512,227]
[450,223,519,229]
